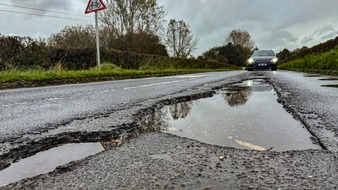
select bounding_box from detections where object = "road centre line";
[140,80,186,87]
[173,74,206,78]
[123,79,186,90]
[123,86,137,90]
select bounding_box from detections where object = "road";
[0,71,244,142]
[1,70,338,189]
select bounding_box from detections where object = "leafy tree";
[13,37,51,69]
[47,25,96,49]
[226,29,255,51]
[99,0,167,55]
[200,47,228,63]
[165,19,198,58]
[292,46,308,54]
[276,48,291,62]
[0,34,24,70]
[113,32,168,55]
[201,43,249,66]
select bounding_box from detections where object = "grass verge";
[279,46,338,76]
[0,64,238,89]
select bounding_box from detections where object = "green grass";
[0,63,235,84]
[279,46,338,76]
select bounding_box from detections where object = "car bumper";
[247,63,277,70]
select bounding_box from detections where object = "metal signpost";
[85,0,107,70]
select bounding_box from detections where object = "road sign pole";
[85,0,106,70]
[95,11,101,70]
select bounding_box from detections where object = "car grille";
[255,59,271,63]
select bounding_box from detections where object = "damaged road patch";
[142,79,322,151]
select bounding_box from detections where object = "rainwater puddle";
[0,142,111,187]
[0,127,151,187]
[144,79,322,151]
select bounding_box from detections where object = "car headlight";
[247,58,255,64]
[271,58,278,63]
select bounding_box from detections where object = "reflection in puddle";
[222,82,252,107]
[142,80,322,151]
[0,143,105,187]
[0,125,155,187]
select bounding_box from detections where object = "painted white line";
[140,80,186,88]
[124,87,137,90]
[174,74,206,78]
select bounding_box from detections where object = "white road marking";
[174,74,206,78]
[123,87,137,90]
[123,79,187,89]
[123,74,206,90]
[140,80,186,87]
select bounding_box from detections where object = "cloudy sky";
[1,0,337,56]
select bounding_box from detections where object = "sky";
[0,0,337,56]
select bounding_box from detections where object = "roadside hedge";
[0,34,235,71]
[283,36,338,63]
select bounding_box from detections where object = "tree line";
[0,0,259,70]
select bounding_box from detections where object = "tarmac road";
[1,70,338,189]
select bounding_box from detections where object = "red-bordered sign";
[85,0,106,14]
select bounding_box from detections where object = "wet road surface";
[153,79,321,151]
[0,71,244,142]
[1,70,338,189]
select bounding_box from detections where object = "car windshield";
[252,50,275,56]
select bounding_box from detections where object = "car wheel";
[247,68,253,71]
[271,68,277,71]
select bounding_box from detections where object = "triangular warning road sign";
[85,0,107,14]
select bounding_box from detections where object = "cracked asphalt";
[1,70,338,189]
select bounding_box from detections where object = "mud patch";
[142,79,322,151]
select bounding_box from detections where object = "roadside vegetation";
[0,63,235,84]
[278,46,338,76]
[0,0,255,89]
[277,36,338,76]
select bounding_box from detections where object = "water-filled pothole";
[0,79,322,186]
[142,79,322,151]
[0,126,156,187]
[0,141,118,187]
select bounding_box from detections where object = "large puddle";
[143,79,322,151]
[0,79,322,186]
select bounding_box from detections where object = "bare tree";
[100,0,166,36]
[165,19,198,58]
[226,29,255,51]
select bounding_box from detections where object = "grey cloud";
[10,0,70,13]
[2,0,338,56]
[301,26,337,45]
[158,0,338,55]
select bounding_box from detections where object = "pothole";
[0,125,156,187]
[0,79,323,186]
[0,142,103,187]
[141,79,322,151]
